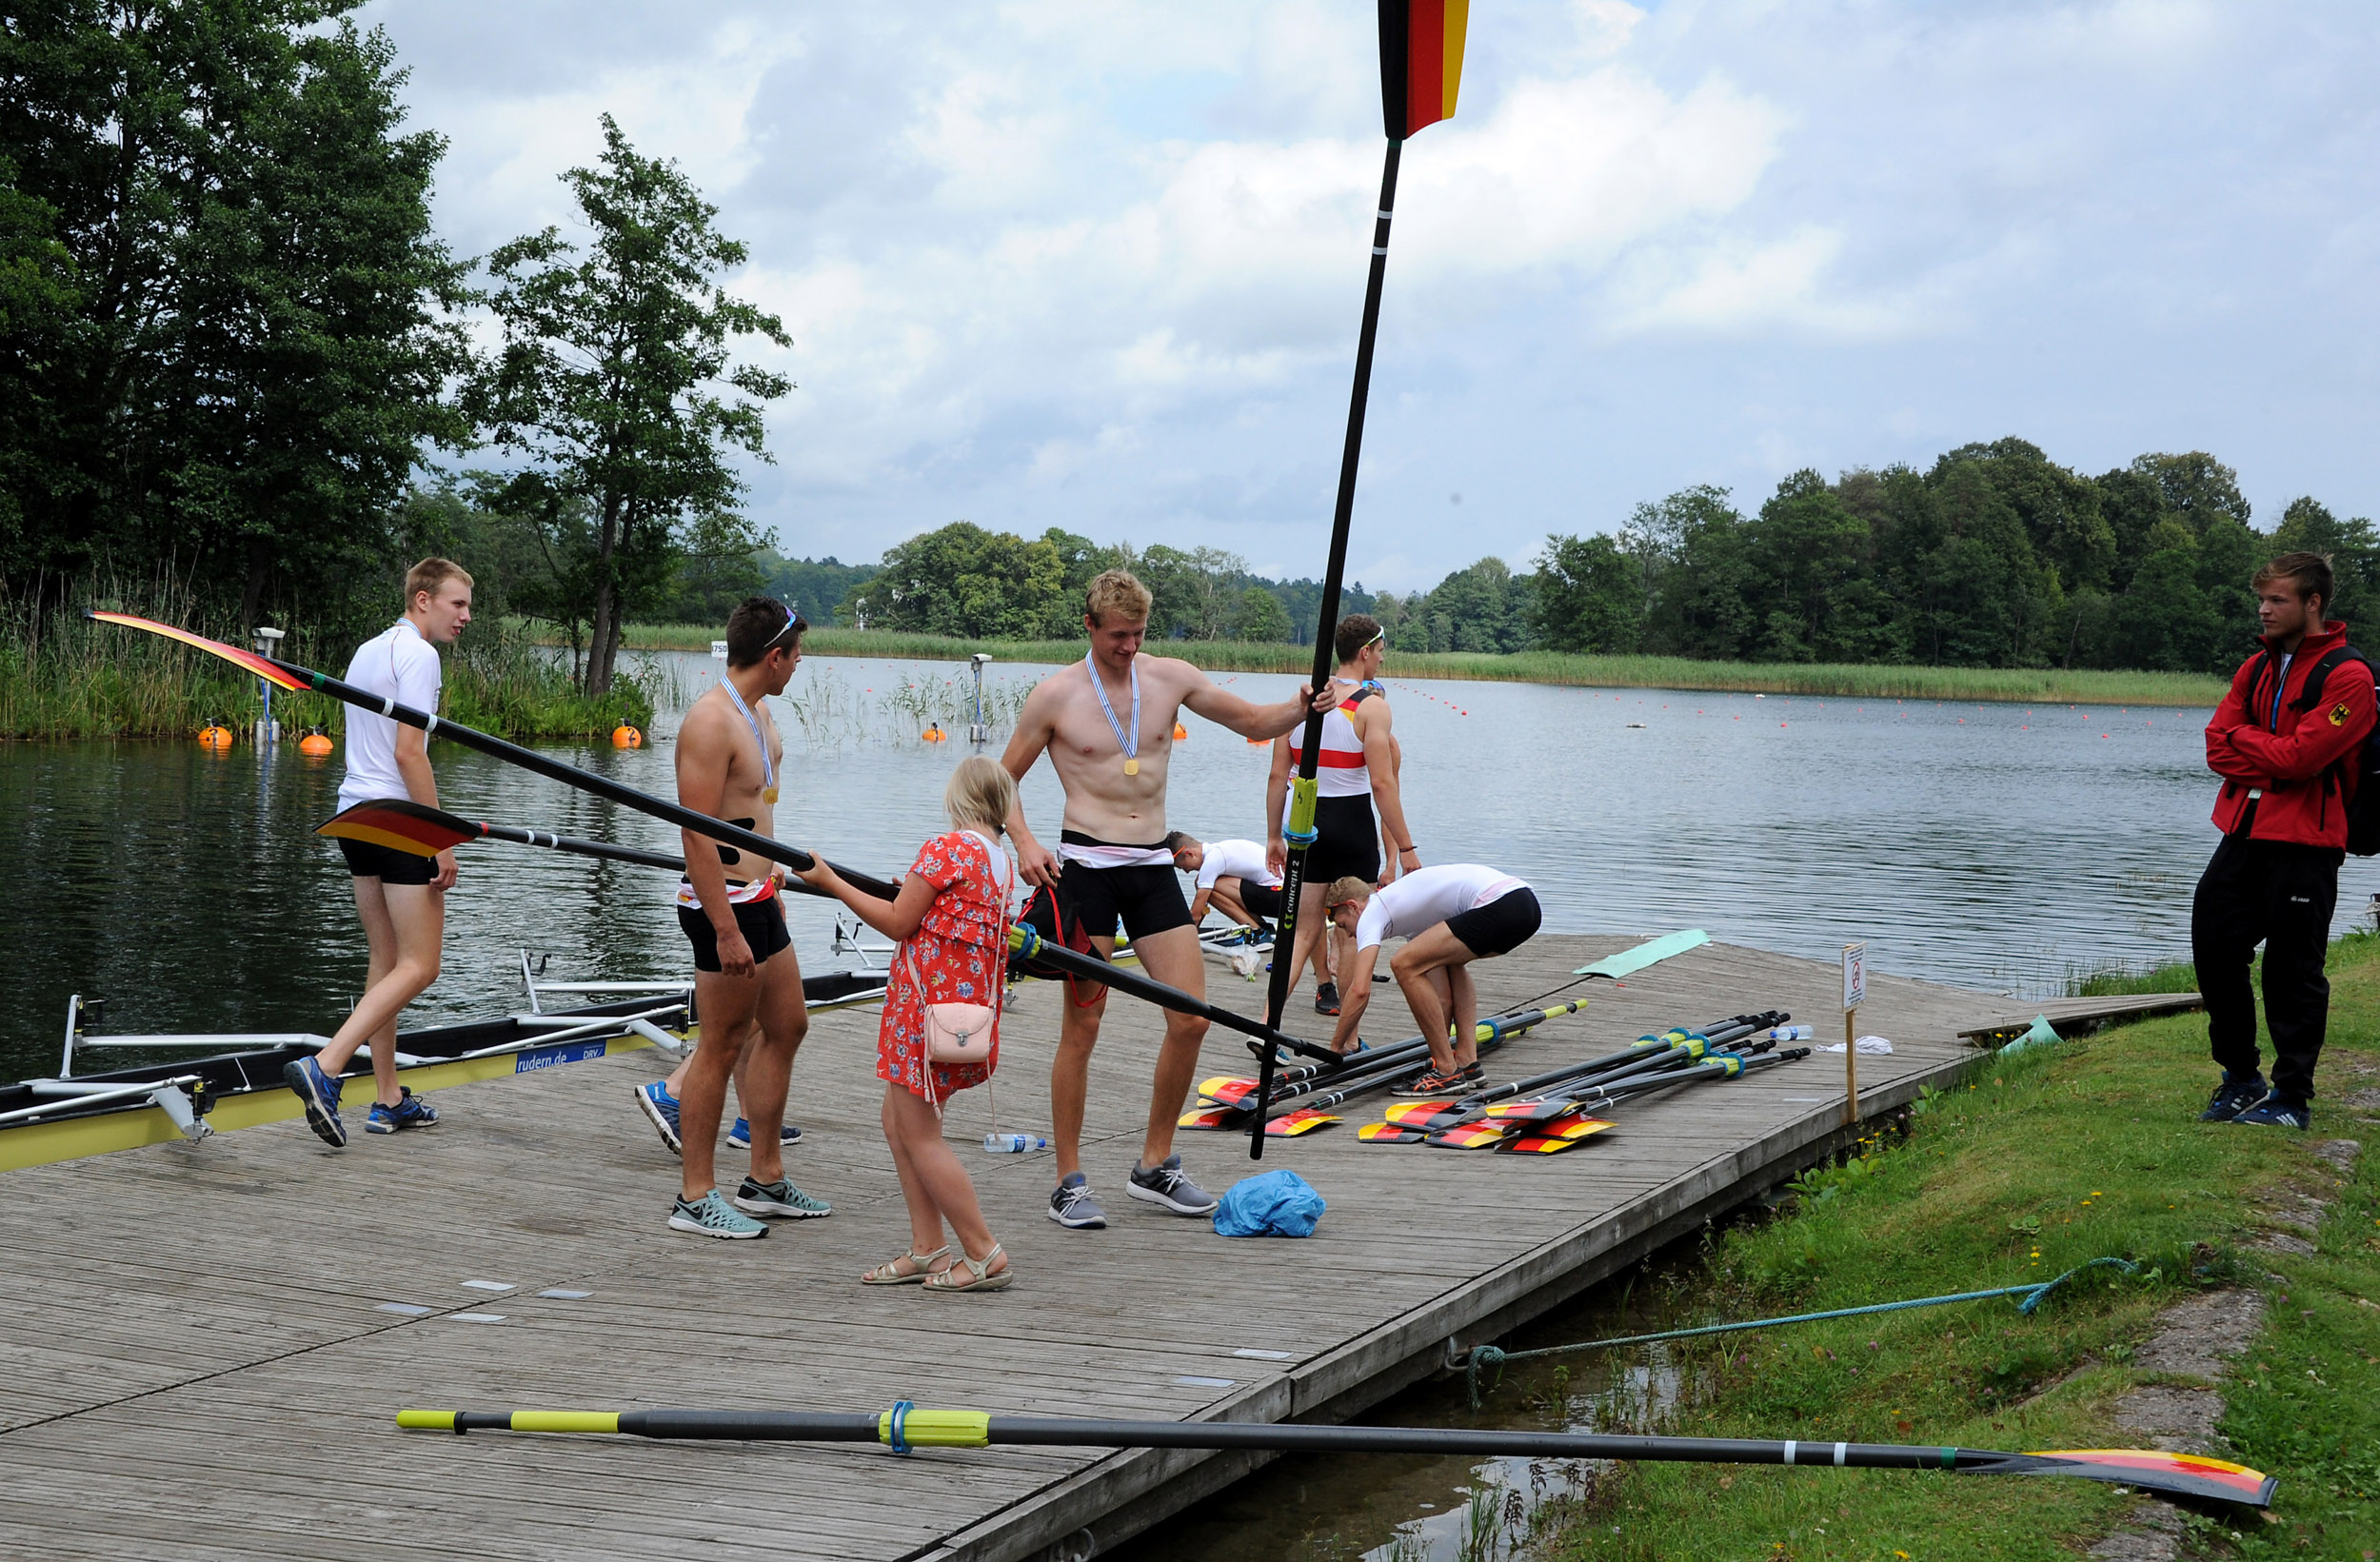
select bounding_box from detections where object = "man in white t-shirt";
[283,559,472,1149]
[1320,863,1543,1096]
[1164,833,1281,936]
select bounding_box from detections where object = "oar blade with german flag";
[318,797,480,856]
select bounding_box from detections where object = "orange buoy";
[1173,722,1188,741]
[297,730,334,758]
[197,723,234,749]
[922,724,948,742]
[611,725,645,748]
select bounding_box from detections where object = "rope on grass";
[1462,1256,2140,1407]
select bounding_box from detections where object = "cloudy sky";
[356,0,2380,591]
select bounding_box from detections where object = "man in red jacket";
[2194,551,2375,1130]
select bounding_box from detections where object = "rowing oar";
[1366,1012,1783,1138]
[93,611,1337,1063]
[1433,1048,1810,1152]
[90,611,902,901]
[391,1404,2274,1508]
[318,797,766,883]
[1194,998,1591,1122]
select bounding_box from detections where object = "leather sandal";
[862,1245,950,1285]
[922,1242,1012,1294]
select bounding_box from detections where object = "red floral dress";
[879,830,1011,1100]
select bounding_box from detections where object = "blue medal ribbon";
[1085,653,1140,773]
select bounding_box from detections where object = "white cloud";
[362,0,2380,584]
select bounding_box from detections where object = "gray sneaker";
[1047,1173,1107,1229]
[733,1176,832,1219]
[668,1190,767,1239]
[1127,1155,1219,1216]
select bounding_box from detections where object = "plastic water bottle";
[983,1133,1049,1154]
[1764,1025,1815,1042]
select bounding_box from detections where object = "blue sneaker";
[636,1081,682,1157]
[727,1117,803,1149]
[667,1189,767,1239]
[282,1057,347,1148]
[2232,1092,2311,1130]
[2199,1072,2269,1123]
[365,1087,439,1135]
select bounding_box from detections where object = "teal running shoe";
[668,1189,767,1239]
[733,1176,831,1219]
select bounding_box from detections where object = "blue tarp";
[1213,1169,1327,1238]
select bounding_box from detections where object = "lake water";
[8,649,2369,1081]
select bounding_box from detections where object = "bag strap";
[2288,644,2369,713]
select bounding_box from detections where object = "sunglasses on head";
[764,604,805,651]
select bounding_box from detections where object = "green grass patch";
[606,623,2229,707]
[0,590,650,741]
[1538,939,2380,1561]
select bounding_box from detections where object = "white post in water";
[252,626,286,745]
[1841,941,1866,1127]
[968,652,993,746]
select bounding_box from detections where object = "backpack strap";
[2288,645,2370,712]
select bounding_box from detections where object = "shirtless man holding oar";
[1004,570,1332,1230]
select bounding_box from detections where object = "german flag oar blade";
[2011,1449,2277,1507]
[1178,1106,1244,1131]
[1356,1121,1428,1144]
[1425,1121,1512,1150]
[1262,1110,1339,1137]
[318,798,480,857]
[88,609,311,692]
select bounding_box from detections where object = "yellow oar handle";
[398,1410,621,1433]
[880,1404,991,1450]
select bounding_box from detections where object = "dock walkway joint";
[1,936,2009,1561]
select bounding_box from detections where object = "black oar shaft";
[1254,137,1407,1160]
[1009,928,1332,1062]
[264,655,902,901]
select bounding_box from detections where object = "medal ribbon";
[721,676,777,798]
[1086,652,1140,768]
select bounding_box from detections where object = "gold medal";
[763,786,780,804]
[1123,759,1140,776]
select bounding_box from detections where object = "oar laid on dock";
[94,611,1339,1064]
[392,1404,2276,1509]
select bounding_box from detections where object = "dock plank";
[0,935,1993,1560]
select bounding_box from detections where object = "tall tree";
[1531,532,1641,653]
[467,115,790,695]
[843,521,1070,639]
[0,2,466,625]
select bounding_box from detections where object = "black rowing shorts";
[1237,880,1282,922]
[1304,793,1379,886]
[677,895,791,973]
[337,837,438,886]
[1443,886,1541,959]
[1057,856,1194,942]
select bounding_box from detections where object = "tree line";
[3,2,787,696]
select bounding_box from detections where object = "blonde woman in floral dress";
[799,756,1018,1293]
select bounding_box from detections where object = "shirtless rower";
[653,598,829,1239]
[1003,570,1332,1230]
[1265,614,1418,1018]
[1322,864,1543,1095]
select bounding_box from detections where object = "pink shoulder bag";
[909,833,1013,1082]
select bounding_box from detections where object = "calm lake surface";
[8,649,2367,1081]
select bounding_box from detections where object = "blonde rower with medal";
[1002,570,1333,1231]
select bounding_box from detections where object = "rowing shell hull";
[0,972,889,1174]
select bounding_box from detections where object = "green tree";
[0,3,466,628]
[843,522,1070,639]
[1743,471,1871,662]
[1640,486,1754,657]
[466,115,791,695]
[1229,584,1292,643]
[1530,533,1641,653]
[1137,544,1245,640]
[2129,451,2251,534]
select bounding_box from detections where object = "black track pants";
[2190,831,2341,1100]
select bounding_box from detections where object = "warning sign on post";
[1842,942,1866,1013]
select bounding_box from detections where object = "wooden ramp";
[1956,990,2204,1042]
[0,936,1994,1562]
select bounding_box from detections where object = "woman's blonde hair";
[1323,876,1373,909]
[944,755,1018,835]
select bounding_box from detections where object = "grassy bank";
[1536,938,2380,1560]
[1,602,652,741]
[611,623,2229,707]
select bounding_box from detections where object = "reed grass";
[0,580,652,741]
[610,623,2231,707]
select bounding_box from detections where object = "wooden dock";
[1955,990,2204,1042]
[0,935,2004,1561]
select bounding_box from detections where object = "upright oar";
[94,611,1338,1063]
[393,1403,2275,1509]
[1252,1,1474,1160]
